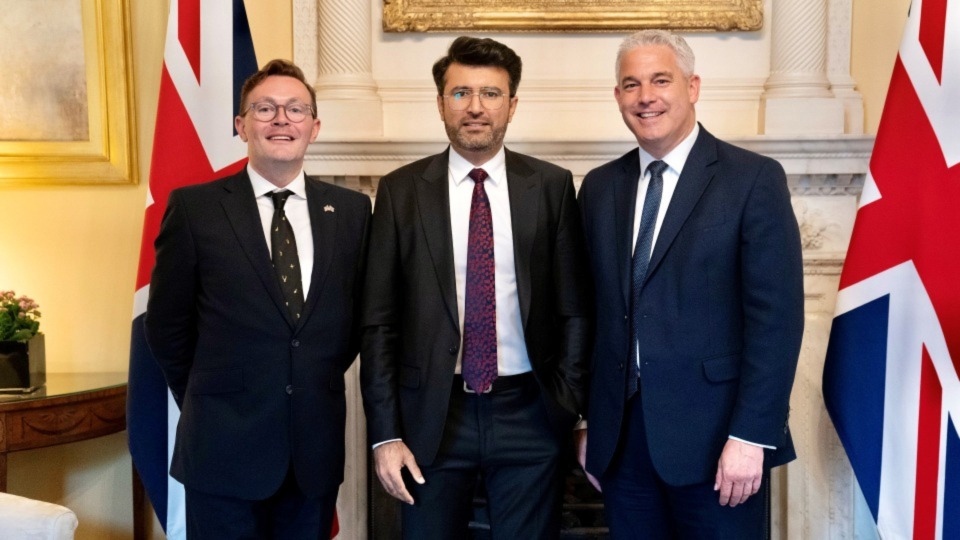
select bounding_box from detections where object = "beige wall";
[1,1,290,538]
[852,0,912,134]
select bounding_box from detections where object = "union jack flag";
[127,0,255,537]
[823,0,960,537]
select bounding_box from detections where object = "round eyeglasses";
[243,101,314,123]
[443,89,506,111]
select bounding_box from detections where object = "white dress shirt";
[448,147,532,376]
[249,166,315,299]
[630,123,699,261]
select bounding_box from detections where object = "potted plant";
[0,290,45,392]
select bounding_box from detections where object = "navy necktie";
[629,160,667,399]
[270,190,304,321]
[462,168,498,393]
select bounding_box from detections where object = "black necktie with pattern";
[270,190,304,321]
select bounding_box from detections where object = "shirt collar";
[449,146,507,187]
[638,123,700,177]
[248,164,308,199]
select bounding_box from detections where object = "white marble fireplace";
[295,0,882,536]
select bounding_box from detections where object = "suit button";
[285,385,294,395]
[623,315,628,321]
[449,345,459,355]
[618,363,624,371]
[291,339,300,348]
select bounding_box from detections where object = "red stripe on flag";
[136,66,246,289]
[839,55,960,375]
[913,346,942,540]
[919,0,947,82]
[179,0,201,82]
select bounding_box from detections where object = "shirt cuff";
[372,438,402,450]
[729,435,775,450]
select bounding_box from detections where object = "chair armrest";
[0,492,78,539]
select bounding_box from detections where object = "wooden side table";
[0,373,140,536]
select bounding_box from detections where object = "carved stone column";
[292,10,374,540]
[827,0,865,134]
[763,0,845,135]
[293,0,382,138]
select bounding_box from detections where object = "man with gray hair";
[576,30,804,537]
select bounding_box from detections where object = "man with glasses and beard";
[360,36,592,538]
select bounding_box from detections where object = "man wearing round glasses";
[361,36,591,538]
[146,59,371,538]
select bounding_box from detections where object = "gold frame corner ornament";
[383,0,763,33]
[0,0,138,186]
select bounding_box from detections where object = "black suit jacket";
[578,126,804,486]
[360,148,592,466]
[144,170,371,500]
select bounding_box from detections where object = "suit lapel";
[645,126,718,284]
[299,177,337,329]
[615,150,641,312]
[415,150,461,332]
[219,171,294,326]
[505,149,538,330]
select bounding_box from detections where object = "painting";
[0,0,137,185]
[383,0,763,32]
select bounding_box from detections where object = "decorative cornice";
[803,256,845,275]
[788,174,863,196]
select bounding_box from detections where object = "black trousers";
[601,393,768,540]
[401,373,565,539]
[185,465,337,540]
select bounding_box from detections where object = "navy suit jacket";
[144,170,371,500]
[360,148,592,466]
[578,126,804,486]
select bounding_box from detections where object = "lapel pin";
[324,205,335,213]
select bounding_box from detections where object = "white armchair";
[0,492,78,540]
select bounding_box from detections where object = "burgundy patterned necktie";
[462,168,498,393]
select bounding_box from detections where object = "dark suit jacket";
[578,126,804,486]
[360,148,592,466]
[144,170,371,500]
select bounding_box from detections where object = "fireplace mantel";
[305,136,874,179]
[305,133,880,539]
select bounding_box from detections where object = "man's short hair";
[238,59,317,116]
[432,36,523,97]
[615,30,696,82]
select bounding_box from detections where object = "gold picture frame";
[383,0,763,32]
[0,0,137,186]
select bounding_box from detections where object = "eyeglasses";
[243,101,314,123]
[443,89,506,111]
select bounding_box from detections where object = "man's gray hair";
[615,30,696,83]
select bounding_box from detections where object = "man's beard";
[445,122,507,154]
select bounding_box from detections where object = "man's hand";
[714,439,764,507]
[373,441,424,505]
[573,429,602,492]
